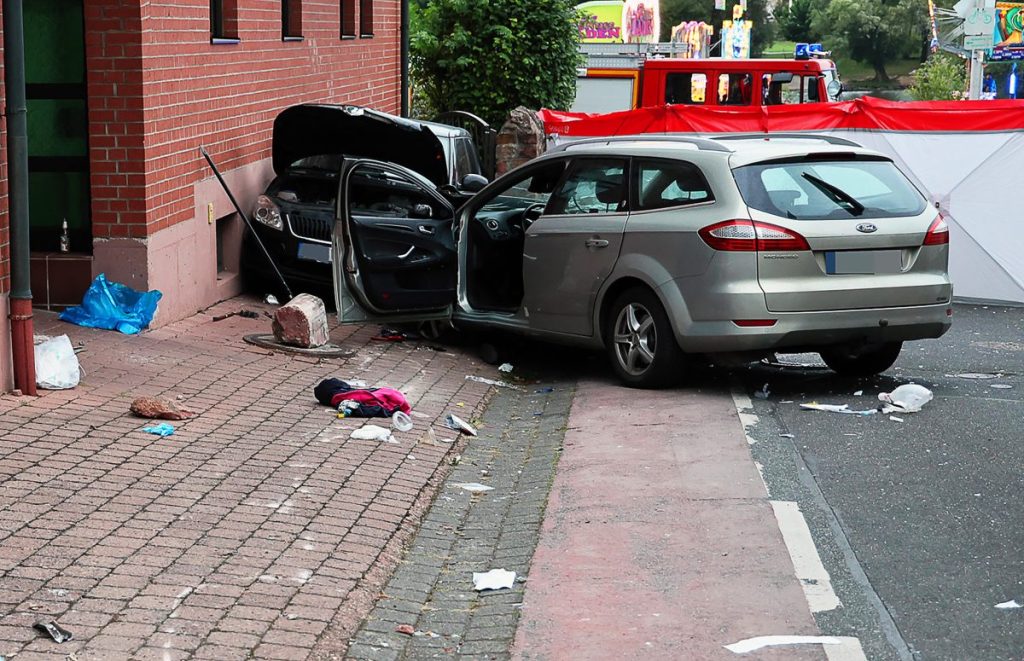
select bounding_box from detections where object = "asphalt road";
[731,304,1024,661]
[501,303,1024,660]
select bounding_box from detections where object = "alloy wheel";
[613,302,657,376]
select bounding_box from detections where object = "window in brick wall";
[360,0,374,37]
[341,0,356,37]
[210,0,239,43]
[283,0,303,39]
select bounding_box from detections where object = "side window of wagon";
[634,159,714,211]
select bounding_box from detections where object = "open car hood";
[272,104,448,187]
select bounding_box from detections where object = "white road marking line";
[731,391,760,445]
[771,500,842,613]
[725,635,865,657]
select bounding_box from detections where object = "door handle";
[585,238,610,248]
[418,225,435,235]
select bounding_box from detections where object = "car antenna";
[199,146,294,301]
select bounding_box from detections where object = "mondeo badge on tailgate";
[856,223,878,233]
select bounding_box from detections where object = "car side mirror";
[460,174,488,193]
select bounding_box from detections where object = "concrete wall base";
[92,158,275,328]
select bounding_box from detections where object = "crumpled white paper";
[472,568,516,591]
[349,425,395,443]
[455,483,494,493]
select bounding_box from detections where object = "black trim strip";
[26,83,85,100]
[28,156,89,172]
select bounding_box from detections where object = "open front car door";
[333,159,457,324]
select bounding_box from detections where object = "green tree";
[660,0,775,56]
[410,0,582,126]
[909,51,967,100]
[813,0,925,82]
[779,0,819,42]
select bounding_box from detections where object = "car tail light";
[923,213,949,246]
[699,220,810,252]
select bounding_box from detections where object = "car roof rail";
[551,134,733,153]
[709,133,864,148]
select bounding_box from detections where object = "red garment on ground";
[329,387,411,414]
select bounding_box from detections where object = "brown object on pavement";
[395,624,415,635]
[130,396,195,420]
[272,293,330,348]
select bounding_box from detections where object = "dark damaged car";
[242,104,487,295]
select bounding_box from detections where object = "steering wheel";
[522,202,546,229]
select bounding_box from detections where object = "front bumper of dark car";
[241,209,335,295]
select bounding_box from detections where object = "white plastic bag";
[878,384,933,413]
[34,335,80,390]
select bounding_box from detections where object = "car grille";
[287,212,332,244]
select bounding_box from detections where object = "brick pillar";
[494,107,546,176]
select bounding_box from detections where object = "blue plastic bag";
[141,422,175,437]
[59,273,162,335]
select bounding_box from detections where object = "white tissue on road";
[455,483,494,493]
[349,425,395,443]
[948,372,1001,379]
[724,635,844,653]
[996,600,1022,609]
[878,384,933,413]
[800,403,877,416]
[465,375,522,390]
[498,363,514,373]
[472,569,516,591]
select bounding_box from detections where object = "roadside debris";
[754,383,770,400]
[725,635,843,654]
[465,375,523,390]
[889,416,904,423]
[130,396,195,420]
[948,372,1001,379]
[212,309,259,322]
[455,483,494,493]
[878,384,933,413]
[392,411,413,432]
[445,414,478,436]
[779,433,795,439]
[34,335,81,390]
[349,425,396,443]
[264,294,280,305]
[141,423,175,437]
[34,620,73,643]
[314,378,411,419]
[535,387,555,393]
[273,293,330,348]
[800,403,877,416]
[395,624,415,635]
[371,327,407,342]
[853,390,864,396]
[995,599,1022,609]
[449,454,462,466]
[991,384,1014,389]
[498,363,514,373]
[472,569,516,591]
[59,273,161,335]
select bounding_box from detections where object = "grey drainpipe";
[3,0,37,395]
[400,0,409,117]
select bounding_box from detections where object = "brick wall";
[92,0,401,239]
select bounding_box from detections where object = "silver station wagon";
[331,135,952,388]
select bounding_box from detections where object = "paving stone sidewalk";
[347,379,575,660]
[0,296,511,660]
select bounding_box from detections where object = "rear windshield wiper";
[801,172,865,217]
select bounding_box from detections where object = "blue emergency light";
[795,43,809,60]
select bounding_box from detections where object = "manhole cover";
[243,334,357,358]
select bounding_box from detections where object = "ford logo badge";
[856,223,878,233]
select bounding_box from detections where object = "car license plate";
[825,250,902,274]
[297,242,332,263]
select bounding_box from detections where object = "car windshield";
[733,158,926,220]
[288,154,343,172]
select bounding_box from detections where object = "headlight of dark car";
[253,194,283,230]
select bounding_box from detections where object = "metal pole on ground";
[3,0,37,396]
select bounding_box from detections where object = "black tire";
[605,287,685,388]
[819,342,903,377]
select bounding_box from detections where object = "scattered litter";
[141,423,175,437]
[472,569,516,591]
[465,375,523,390]
[449,454,462,466]
[889,416,904,422]
[349,425,395,443]
[445,414,477,436]
[264,294,280,305]
[130,396,195,420]
[212,309,259,322]
[779,433,795,439]
[285,614,298,620]
[34,335,81,390]
[395,624,416,635]
[878,384,933,413]
[991,384,1014,389]
[754,383,770,400]
[725,635,843,654]
[535,387,555,393]
[392,411,413,432]
[498,363,514,373]
[414,631,441,638]
[800,403,877,416]
[314,378,411,420]
[996,600,1022,609]
[371,327,406,342]
[34,620,73,643]
[59,273,161,335]
[780,400,794,404]
[455,483,494,493]
[948,372,1001,380]
[853,390,864,396]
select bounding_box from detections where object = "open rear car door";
[332,159,457,324]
